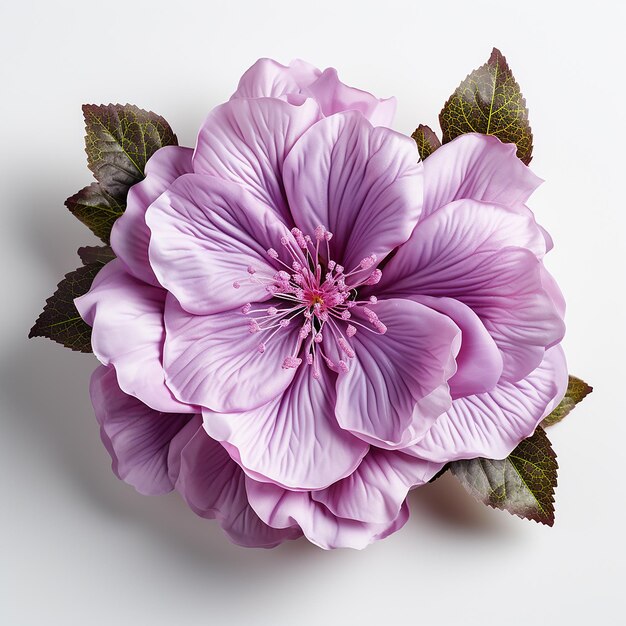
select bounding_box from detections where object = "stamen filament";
[235,225,386,378]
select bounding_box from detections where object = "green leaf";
[439,48,533,164]
[411,124,441,161]
[83,103,178,199]
[450,426,557,526]
[542,376,593,427]
[65,183,124,243]
[77,244,115,266]
[29,263,102,353]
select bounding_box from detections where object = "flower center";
[234,225,386,379]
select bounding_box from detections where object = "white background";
[1,1,624,624]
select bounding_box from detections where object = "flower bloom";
[76,59,567,549]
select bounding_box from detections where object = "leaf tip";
[488,47,505,63]
[542,375,593,427]
[27,264,101,353]
[411,124,441,161]
[81,103,100,121]
[439,46,533,165]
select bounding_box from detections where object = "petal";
[334,298,459,449]
[304,68,396,126]
[282,111,422,272]
[176,428,301,548]
[422,133,542,219]
[411,296,503,398]
[541,264,566,319]
[110,146,193,286]
[203,362,368,491]
[312,450,443,524]
[231,58,321,99]
[409,346,568,462]
[167,415,203,485]
[377,200,564,381]
[90,366,194,495]
[75,260,192,413]
[192,97,320,225]
[246,478,409,550]
[474,251,565,379]
[146,173,298,315]
[162,296,300,412]
[380,199,547,294]
[538,222,554,253]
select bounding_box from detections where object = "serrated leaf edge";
[451,427,558,526]
[438,47,533,164]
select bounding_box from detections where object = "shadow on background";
[1,332,509,570]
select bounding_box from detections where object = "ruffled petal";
[304,68,396,126]
[334,298,459,449]
[177,428,301,548]
[411,295,503,398]
[377,200,564,381]
[246,478,409,550]
[312,450,443,524]
[203,362,368,491]
[283,111,422,272]
[422,133,542,219]
[110,146,193,286]
[231,58,321,100]
[146,173,297,315]
[192,97,320,225]
[409,346,568,462]
[474,251,565,379]
[167,415,203,485]
[541,264,566,319]
[75,260,192,413]
[162,296,301,412]
[90,366,194,495]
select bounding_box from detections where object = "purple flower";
[76,59,567,549]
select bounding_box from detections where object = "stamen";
[359,254,377,270]
[363,307,378,321]
[282,356,302,369]
[338,337,355,358]
[239,227,386,377]
[365,269,382,285]
[299,322,312,339]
